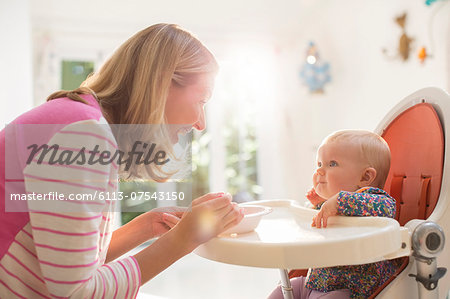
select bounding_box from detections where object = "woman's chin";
[169,132,179,144]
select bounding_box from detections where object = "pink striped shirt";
[0,95,141,298]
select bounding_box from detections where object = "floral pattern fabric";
[305,187,401,299]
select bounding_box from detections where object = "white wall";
[29,0,450,203]
[0,0,33,125]
[276,0,450,202]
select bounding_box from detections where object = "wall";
[4,1,449,297]
[29,0,450,203]
[0,0,33,125]
[272,0,450,202]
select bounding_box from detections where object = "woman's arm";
[106,214,151,263]
[132,224,194,284]
[23,120,142,298]
[134,193,243,284]
[106,207,184,263]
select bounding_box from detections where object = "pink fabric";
[0,95,102,260]
[1,95,141,298]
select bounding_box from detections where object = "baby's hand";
[312,194,338,228]
[306,188,327,208]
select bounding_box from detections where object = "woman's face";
[165,73,214,143]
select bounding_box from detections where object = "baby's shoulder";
[358,187,390,196]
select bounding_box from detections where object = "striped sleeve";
[22,119,141,299]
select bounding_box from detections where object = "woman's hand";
[312,193,339,228]
[306,188,327,208]
[145,206,186,238]
[172,192,244,249]
[133,192,243,284]
[106,206,186,263]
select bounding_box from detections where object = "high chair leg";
[279,269,294,299]
[408,220,447,299]
[410,256,447,299]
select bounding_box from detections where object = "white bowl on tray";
[221,205,273,235]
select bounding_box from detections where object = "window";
[120,45,277,224]
[61,60,94,90]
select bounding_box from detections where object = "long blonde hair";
[47,23,218,180]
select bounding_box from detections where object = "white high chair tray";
[195,200,402,269]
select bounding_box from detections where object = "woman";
[0,23,243,298]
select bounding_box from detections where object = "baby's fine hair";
[322,130,391,188]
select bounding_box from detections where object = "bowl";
[221,205,273,235]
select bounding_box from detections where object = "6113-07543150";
[9,191,185,201]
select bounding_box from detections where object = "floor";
[131,249,280,299]
[133,249,450,299]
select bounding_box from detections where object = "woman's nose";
[193,110,206,131]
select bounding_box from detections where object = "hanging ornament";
[299,41,331,94]
[417,46,428,63]
[396,13,414,61]
[382,12,414,61]
[419,0,449,63]
[425,0,447,6]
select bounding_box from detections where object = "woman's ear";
[360,167,377,187]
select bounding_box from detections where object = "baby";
[269,130,400,299]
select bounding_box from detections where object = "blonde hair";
[322,130,391,188]
[47,23,218,180]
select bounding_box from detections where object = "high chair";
[368,86,449,298]
[195,87,449,299]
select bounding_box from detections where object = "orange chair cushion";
[382,102,444,225]
[288,269,308,279]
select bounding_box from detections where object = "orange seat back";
[369,102,445,297]
[381,102,444,225]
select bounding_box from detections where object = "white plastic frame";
[374,87,450,299]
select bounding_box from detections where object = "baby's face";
[313,141,367,199]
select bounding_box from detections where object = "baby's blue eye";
[329,161,338,167]
[317,162,322,168]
